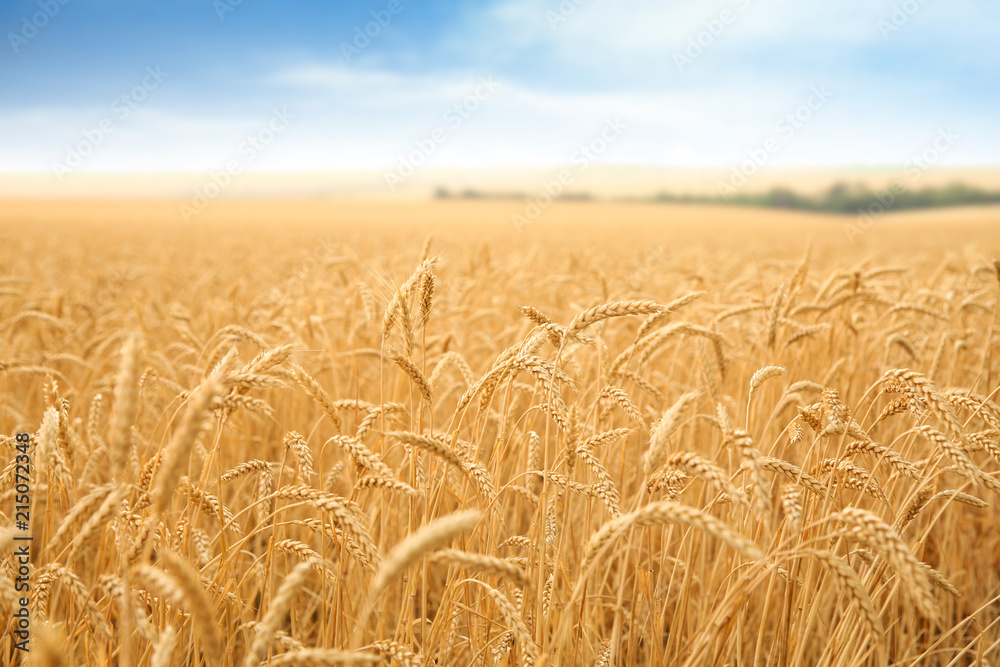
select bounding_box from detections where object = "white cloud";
[470,0,882,68]
[477,0,991,66]
[2,63,995,174]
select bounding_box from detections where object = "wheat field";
[1,200,999,666]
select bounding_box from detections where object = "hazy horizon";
[4,165,1000,201]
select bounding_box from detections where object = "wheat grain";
[766,283,788,348]
[290,364,344,430]
[430,548,530,587]
[831,506,937,618]
[152,373,225,513]
[108,332,141,479]
[372,510,480,594]
[150,625,178,667]
[566,300,666,337]
[284,431,316,485]
[276,485,379,570]
[388,346,433,403]
[160,549,223,663]
[643,392,700,476]
[582,501,763,575]
[661,451,748,506]
[750,366,785,393]
[465,580,538,665]
[804,550,884,644]
[598,385,643,424]
[243,560,315,667]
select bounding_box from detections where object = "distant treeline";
[435,182,1000,213]
[652,182,1000,213]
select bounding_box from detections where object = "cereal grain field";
[1,200,999,666]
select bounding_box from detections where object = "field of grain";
[1,200,999,666]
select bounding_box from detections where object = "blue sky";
[1,0,997,173]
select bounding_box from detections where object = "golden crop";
[0,200,998,666]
